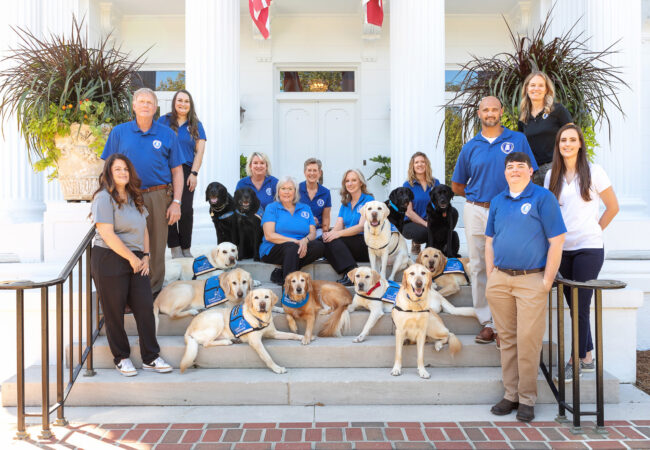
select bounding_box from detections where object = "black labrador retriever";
[385,187,414,233]
[233,187,263,261]
[205,182,236,244]
[426,184,460,257]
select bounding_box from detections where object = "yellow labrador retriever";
[180,288,303,374]
[347,267,396,343]
[417,247,471,297]
[154,268,253,333]
[362,200,411,281]
[391,264,462,379]
[164,242,239,283]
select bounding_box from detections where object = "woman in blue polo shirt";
[158,90,206,259]
[402,152,440,254]
[260,176,326,285]
[236,152,279,210]
[322,169,373,286]
[299,158,331,237]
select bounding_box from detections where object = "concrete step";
[1,365,619,407]
[72,335,543,370]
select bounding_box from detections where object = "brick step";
[1,365,619,407]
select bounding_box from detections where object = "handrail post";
[570,286,582,433]
[15,290,28,440]
[556,281,567,423]
[38,287,52,440]
[84,246,96,377]
[594,288,607,434]
[54,283,68,426]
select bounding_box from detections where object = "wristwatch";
[173,199,182,205]
[143,252,150,257]
[191,170,198,176]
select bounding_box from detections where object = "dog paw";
[231,338,242,344]
[353,335,366,343]
[391,367,402,376]
[272,365,287,374]
[272,306,285,314]
[434,341,444,352]
[301,336,311,345]
[418,369,431,379]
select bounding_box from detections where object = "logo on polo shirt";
[266,188,272,196]
[521,203,532,215]
[152,140,162,149]
[542,113,549,119]
[501,142,514,154]
[300,211,310,219]
[317,199,325,207]
[356,205,363,213]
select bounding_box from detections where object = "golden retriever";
[180,288,303,374]
[391,263,462,379]
[164,242,239,283]
[154,268,253,333]
[362,201,411,280]
[346,267,395,343]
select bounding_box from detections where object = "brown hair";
[519,71,556,124]
[548,124,592,202]
[93,154,145,213]
[406,152,435,187]
[165,89,201,141]
[340,169,371,205]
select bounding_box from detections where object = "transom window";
[280,71,355,92]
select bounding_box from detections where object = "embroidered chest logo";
[542,113,549,119]
[152,139,162,149]
[300,211,310,219]
[265,188,272,196]
[521,203,532,215]
[501,142,514,154]
[355,205,363,213]
[317,199,325,207]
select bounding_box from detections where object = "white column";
[543,0,588,40]
[185,0,240,195]
[389,0,445,187]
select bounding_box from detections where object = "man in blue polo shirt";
[451,96,538,345]
[485,151,565,422]
[102,88,185,295]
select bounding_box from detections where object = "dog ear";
[415,250,423,265]
[371,269,381,286]
[211,248,220,265]
[303,272,312,292]
[347,267,357,281]
[219,271,231,297]
[244,289,255,309]
[282,273,292,295]
[268,290,278,307]
[401,268,410,289]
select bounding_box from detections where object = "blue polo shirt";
[157,115,206,166]
[402,179,440,221]
[338,193,374,234]
[259,201,316,257]
[236,176,279,210]
[485,182,566,270]
[452,127,538,203]
[102,120,185,190]
[298,181,331,228]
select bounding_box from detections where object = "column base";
[43,202,92,262]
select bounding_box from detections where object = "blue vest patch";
[381,281,401,304]
[193,255,216,278]
[444,258,465,275]
[204,276,227,308]
[281,290,310,308]
[229,304,254,337]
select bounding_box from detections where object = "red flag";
[363,0,383,27]
[249,0,271,39]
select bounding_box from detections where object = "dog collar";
[281,290,310,308]
[388,200,399,212]
[218,211,234,219]
[406,293,426,303]
[394,304,429,313]
[430,202,436,211]
[211,202,227,213]
[365,281,382,295]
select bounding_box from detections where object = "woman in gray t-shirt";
[90,154,172,376]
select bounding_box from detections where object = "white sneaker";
[115,358,137,377]
[142,356,173,373]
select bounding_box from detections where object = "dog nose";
[415,280,423,289]
[229,256,235,264]
[237,290,244,298]
[358,282,364,290]
[296,287,302,293]
[259,302,267,312]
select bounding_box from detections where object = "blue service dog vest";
[281,290,310,308]
[229,304,268,338]
[192,255,216,279]
[204,276,228,308]
[435,258,470,283]
[381,281,401,304]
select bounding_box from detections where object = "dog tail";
[448,332,462,356]
[180,334,199,374]
[318,304,349,337]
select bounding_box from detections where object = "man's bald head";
[478,96,502,110]
[477,96,504,129]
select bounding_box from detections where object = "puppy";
[347,267,399,343]
[154,268,253,333]
[385,187,414,233]
[232,187,263,261]
[180,288,303,374]
[165,242,238,283]
[426,184,460,257]
[391,264,462,379]
[281,271,352,345]
[363,201,411,280]
[206,182,237,244]
[417,247,473,302]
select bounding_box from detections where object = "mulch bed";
[637,350,650,395]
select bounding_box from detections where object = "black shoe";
[490,398,519,415]
[270,268,284,285]
[516,404,535,422]
[337,274,353,286]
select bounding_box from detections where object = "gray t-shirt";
[91,189,149,252]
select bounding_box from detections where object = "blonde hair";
[519,71,556,124]
[132,87,158,108]
[274,176,300,205]
[406,152,435,187]
[340,169,371,205]
[245,152,272,177]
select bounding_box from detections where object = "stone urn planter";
[54,123,111,201]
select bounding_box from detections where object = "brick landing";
[5,420,650,449]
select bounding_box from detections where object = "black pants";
[558,247,605,359]
[261,240,326,279]
[324,234,369,274]
[91,245,160,365]
[402,222,428,244]
[168,164,195,249]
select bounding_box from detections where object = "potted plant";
[0,17,147,200]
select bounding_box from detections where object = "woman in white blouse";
[544,124,619,382]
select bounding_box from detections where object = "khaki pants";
[143,189,171,294]
[486,269,547,406]
[463,202,491,325]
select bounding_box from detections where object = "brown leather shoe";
[490,398,519,415]
[475,326,496,344]
[516,404,535,422]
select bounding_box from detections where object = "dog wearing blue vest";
[391,263,462,379]
[180,288,303,374]
[362,200,412,281]
[154,268,253,334]
[164,242,238,284]
[280,271,352,345]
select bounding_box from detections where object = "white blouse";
[544,163,611,251]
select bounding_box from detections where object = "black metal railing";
[0,227,102,440]
[540,276,626,434]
